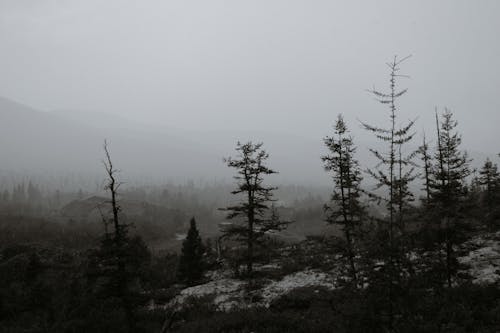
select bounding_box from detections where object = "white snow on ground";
[458,232,500,285]
[260,270,336,307]
[165,232,500,313]
[167,269,336,312]
[169,278,246,311]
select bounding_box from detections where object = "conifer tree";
[220,141,287,276]
[177,217,204,285]
[322,114,364,283]
[478,158,500,229]
[361,56,417,329]
[361,55,417,266]
[417,133,433,205]
[430,109,471,288]
[362,57,416,246]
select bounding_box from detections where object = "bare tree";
[103,140,125,241]
[97,140,140,332]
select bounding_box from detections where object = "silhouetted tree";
[220,141,287,276]
[418,133,433,205]
[177,217,204,285]
[361,55,417,252]
[103,141,125,241]
[89,140,150,332]
[322,114,364,283]
[430,109,471,288]
[478,158,500,229]
[361,55,417,328]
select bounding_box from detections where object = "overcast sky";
[1,0,499,153]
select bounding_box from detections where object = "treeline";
[215,56,500,287]
[177,56,500,331]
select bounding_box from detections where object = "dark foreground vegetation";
[2,57,500,332]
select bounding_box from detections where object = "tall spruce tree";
[220,141,287,276]
[430,109,471,288]
[177,217,204,285]
[322,114,364,283]
[361,56,417,329]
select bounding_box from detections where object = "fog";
[1,1,499,185]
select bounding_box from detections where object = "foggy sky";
[1,1,499,154]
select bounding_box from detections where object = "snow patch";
[260,270,336,307]
[169,278,246,311]
[167,269,336,312]
[458,233,500,285]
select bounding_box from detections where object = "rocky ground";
[165,268,336,311]
[458,230,500,284]
[157,231,500,313]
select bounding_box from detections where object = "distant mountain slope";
[0,96,332,185]
[0,96,494,187]
[0,96,102,173]
[0,96,217,182]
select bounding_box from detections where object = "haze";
[1,0,499,186]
